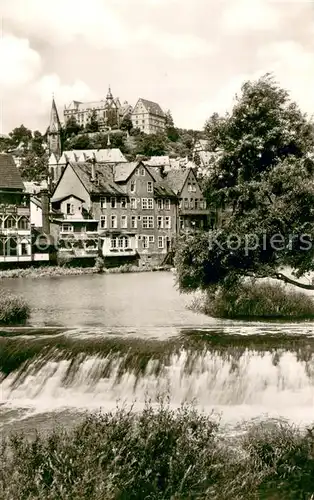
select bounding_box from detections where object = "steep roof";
[144,156,170,167]
[146,167,177,197]
[114,162,138,182]
[49,98,61,133]
[165,169,190,195]
[134,98,164,117]
[57,149,127,165]
[70,162,126,195]
[0,153,24,190]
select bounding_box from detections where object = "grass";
[1,404,314,499]
[0,264,172,280]
[0,291,30,325]
[189,280,314,320]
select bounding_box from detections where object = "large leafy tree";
[175,74,314,292]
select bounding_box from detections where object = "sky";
[1,0,314,134]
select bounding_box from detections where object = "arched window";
[5,238,17,256]
[4,216,16,229]
[18,217,29,230]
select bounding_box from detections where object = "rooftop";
[0,153,25,190]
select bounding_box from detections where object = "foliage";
[85,110,99,133]
[175,74,314,293]
[63,116,83,140]
[8,124,32,149]
[135,133,167,156]
[1,406,314,499]
[120,113,133,133]
[189,280,314,319]
[94,256,105,273]
[19,151,49,182]
[0,291,30,325]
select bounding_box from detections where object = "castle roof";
[134,98,164,117]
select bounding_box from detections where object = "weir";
[1,341,314,428]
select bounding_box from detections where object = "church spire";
[106,85,113,101]
[47,95,61,159]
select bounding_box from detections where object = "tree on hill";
[8,125,32,149]
[120,113,133,133]
[64,116,82,138]
[175,74,314,292]
[135,133,167,157]
[85,110,99,133]
[20,151,49,182]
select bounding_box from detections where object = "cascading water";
[1,341,314,431]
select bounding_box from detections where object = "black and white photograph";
[1,1,314,498]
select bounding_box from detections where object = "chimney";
[41,189,50,234]
[91,157,96,182]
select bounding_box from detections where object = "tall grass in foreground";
[1,404,314,499]
[0,291,30,325]
[189,280,314,319]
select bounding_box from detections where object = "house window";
[111,215,117,228]
[142,216,154,229]
[178,200,182,209]
[192,183,197,192]
[157,199,163,210]
[18,217,29,230]
[66,203,72,214]
[140,167,145,176]
[120,197,127,209]
[190,199,194,209]
[157,216,163,229]
[121,215,128,229]
[21,242,28,255]
[100,215,107,229]
[188,183,192,192]
[195,199,199,209]
[179,217,184,229]
[130,198,137,209]
[135,168,140,176]
[61,224,73,232]
[131,215,137,229]
[4,217,15,229]
[158,236,164,249]
[149,235,154,245]
[165,216,171,229]
[130,181,136,193]
[184,198,189,209]
[111,197,116,208]
[100,197,106,209]
[111,237,118,248]
[165,199,170,210]
[148,198,154,209]
[142,236,149,249]
[147,181,153,193]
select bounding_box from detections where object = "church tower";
[47,96,62,160]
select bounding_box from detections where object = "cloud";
[0,35,41,88]
[222,0,281,32]
[137,28,215,59]
[257,41,314,116]
[3,0,129,48]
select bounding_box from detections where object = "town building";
[48,148,127,187]
[166,168,210,230]
[64,87,132,131]
[131,99,166,134]
[0,153,32,264]
[50,160,179,265]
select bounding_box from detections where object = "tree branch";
[273,272,314,290]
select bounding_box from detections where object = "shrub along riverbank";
[0,291,30,325]
[189,280,314,320]
[1,404,314,499]
[0,263,172,280]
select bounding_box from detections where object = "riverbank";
[1,405,314,499]
[0,263,172,280]
[188,280,314,321]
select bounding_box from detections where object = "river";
[1,271,314,436]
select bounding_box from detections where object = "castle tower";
[47,95,62,160]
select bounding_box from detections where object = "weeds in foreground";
[0,291,30,325]
[189,280,314,319]
[1,405,314,499]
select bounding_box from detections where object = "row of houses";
[0,152,211,267]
